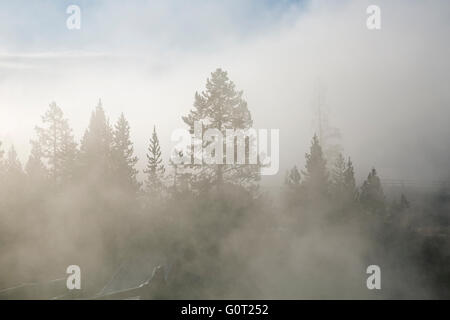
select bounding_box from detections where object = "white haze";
[0,0,449,185]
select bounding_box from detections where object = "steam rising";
[0,0,449,299]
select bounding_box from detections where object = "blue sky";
[0,0,306,53]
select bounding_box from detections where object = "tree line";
[0,68,448,299]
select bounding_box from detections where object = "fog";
[0,0,449,299]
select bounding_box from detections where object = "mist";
[0,0,449,299]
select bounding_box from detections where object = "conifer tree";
[285,166,301,187]
[343,157,357,200]
[6,145,23,174]
[25,140,48,198]
[331,154,357,202]
[359,168,386,215]
[312,83,342,167]
[301,134,329,199]
[79,103,132,267]
[331,153,346,197]
[284,165,303,208]
[26,140,48,181]
[182,68,259,190]
[59,127,78,185]
[79,99,113,183]
[144,126,165,195]
[4,145,26,195]
[34,102,77,186]
[112,113,139,192]
[328,153,358,220]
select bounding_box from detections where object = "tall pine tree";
[6,145,23,176]
[284,165,303,208]
[26,140,48,181]
[112,113,139,192]
[144,125,165,196]
[343,157,357,200]
[331,154,357,201]
[330,153,346,197]
[329,153,358,220]
[285,166,301,187]
[359,168,386,215]
[182,68,259,190]
[79,99,114,184]
[34,102,77,187]
[4,145,26,196]
[25,140,48,198]
[301,134,329,200]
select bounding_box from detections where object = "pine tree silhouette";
[6,145,23,175]
[34,102,77,186]
[112,113,140,192]
[144,125,165,196]
[360,168,386,215]
[301,134,329,199]
[331,152,346,197]
[79,99,114,183]
[285,166,301,187]
[182,68,259,190]
[26,140,48,181]
[343,157,357,200]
